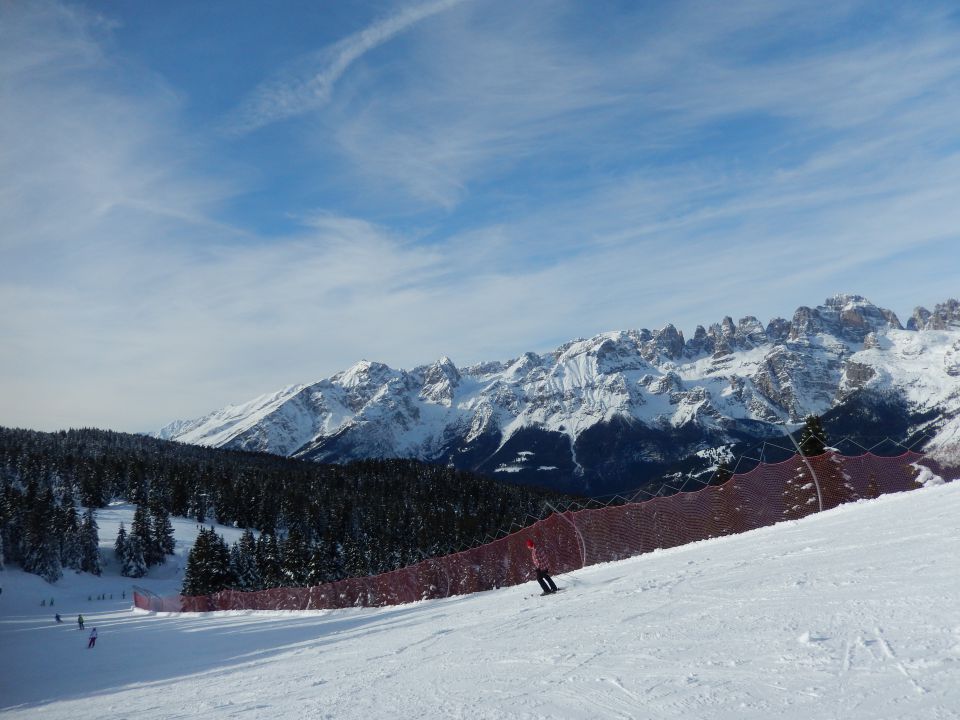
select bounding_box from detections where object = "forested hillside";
[0,427,577,588]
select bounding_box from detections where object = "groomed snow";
[2,483,959,719]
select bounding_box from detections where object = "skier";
[55,613,62,623]
[87,627,97,649]
[77,614,84,630]
[526,539,558,595]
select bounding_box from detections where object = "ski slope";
[2,483,959,719]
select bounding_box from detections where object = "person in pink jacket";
[87,627,98,649]
[527,539,558,595]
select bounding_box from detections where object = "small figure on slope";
[77,614,84,630]
[55,613,62,623]
[526,539,558,595]
[87,627,97,649]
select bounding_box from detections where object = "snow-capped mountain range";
[158,295,960,495]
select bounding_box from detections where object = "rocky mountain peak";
[765,317,791,342]
[158,294,960,495]
[790,295,901,342]
[419,356,461,406]
[335,360,392,388]
[685,325,712,356]
[651,324,685,360]
[908,299,960,330]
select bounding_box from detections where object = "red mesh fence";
[135,451,938,613]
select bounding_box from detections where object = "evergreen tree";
[182,527,233,595]
[341,534,367,578]
[306,537,342,585]
[114,522,128,566]
[229,529,260,591]
[78,508,102,576]
[181,528,210,595]
[122,533,147,578]
[57,500,82,571]
[255,532,283,589]
[280,528,310,587]
[798,415,828,456]
[21,485,61,582]
[151,504,176,558]
[131,503,158,566]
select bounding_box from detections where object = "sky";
[2,0,960,433]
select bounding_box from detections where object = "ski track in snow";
[2,484,960,719]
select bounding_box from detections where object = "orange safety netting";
[135,451,936,613]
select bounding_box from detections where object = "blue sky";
[2,0,959,432]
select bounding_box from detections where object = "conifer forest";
[0,427,576,594]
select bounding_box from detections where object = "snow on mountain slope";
[2,480,958,719]
[157,295,960,492]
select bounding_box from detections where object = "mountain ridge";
[158,294,960,494]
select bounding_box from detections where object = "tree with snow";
[21,484,62,583]
[229,529,260,591]
[56,500,83,571]
[114,522,128,564]
[255,532,283,589]
[798,415,828,457]
[122,533,148,578]
[78,508,102,575]
[131,503,153,561]
[307,538,339,586]
[182,527,233,596]
[151,503,176,559]
[281,528,310,587]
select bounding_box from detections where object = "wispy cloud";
[226,0,471,134]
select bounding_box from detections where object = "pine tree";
[255,532,283,589]
[151,504,176,559]
[114,523,128,566]
[229,529,260,591]
[341,534,367,578]
[280,528,310,587]
[182,527,233,595]
[123,533,147,578]
[21,485,62,583]
[798,415,828,456]
[57,500,83,571]
[131,503,158,566]
[182,528,210,595]
[209,529,234,592]
[78,508,102,576]
[306,540,333,586]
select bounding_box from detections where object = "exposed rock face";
[908,300,960,331]
[420,356,461,406]
[159,295,960,495]
[789,295,903,343]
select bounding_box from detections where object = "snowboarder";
[527,539,558,595]
[55,613,62,623]
[77,614,84,630]
[87,627,97,649]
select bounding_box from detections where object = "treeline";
[0,427,576,590]
[0,481,102,582]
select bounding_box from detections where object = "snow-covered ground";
[2,484,959,719]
